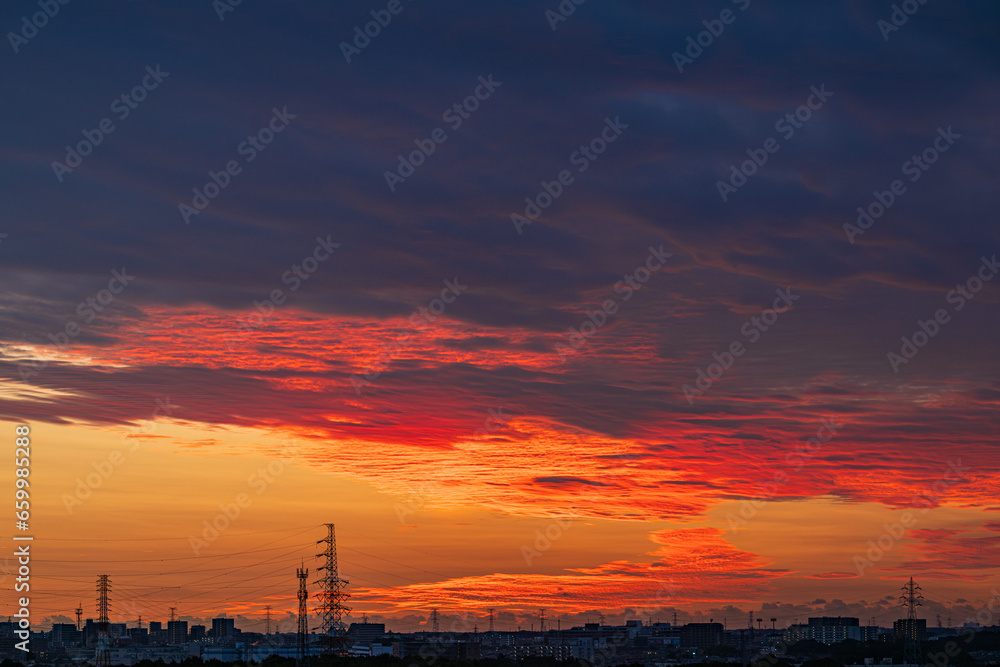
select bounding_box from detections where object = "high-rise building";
[51,623,82,646]
[190,625,206,641]
[347,623,386,641]
[894,619,927,642]
[83,619,99,647]
[785,617,876,644]
[809,617,860,627]
[168,620,188,644]
[212,617,236,640]
[680,623,723,647]
[127,627,149,645]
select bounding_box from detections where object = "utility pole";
[901,577,924,666]
[96,575,111,667]
[315,523,351,655]
[297,564,309,667]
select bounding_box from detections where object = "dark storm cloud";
[1,0,998,514]
[2,0,997,326]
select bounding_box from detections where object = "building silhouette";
[168,620,188,644]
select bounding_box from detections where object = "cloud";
[350,528,789,614]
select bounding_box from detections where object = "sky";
[1,0,999,634]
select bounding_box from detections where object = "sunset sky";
[1,0,999,635]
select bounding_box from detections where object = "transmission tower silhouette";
[75,603,83,631]
[315,523,351,655]
[296,564,309,667]
[900,577,924,666]
[488,609,494,633]
[96,575,111,667]
[265,606,272,636]
[430,608,439,632]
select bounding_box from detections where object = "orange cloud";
[350,528,789,614]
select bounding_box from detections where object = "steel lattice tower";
[96,575,111,667]
[297,564,309,667]
[901,577,924,666]
[75,604,83,631]
[314,523,351,654]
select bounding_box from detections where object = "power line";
[31,537,316,563]
[0,525,316,542]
